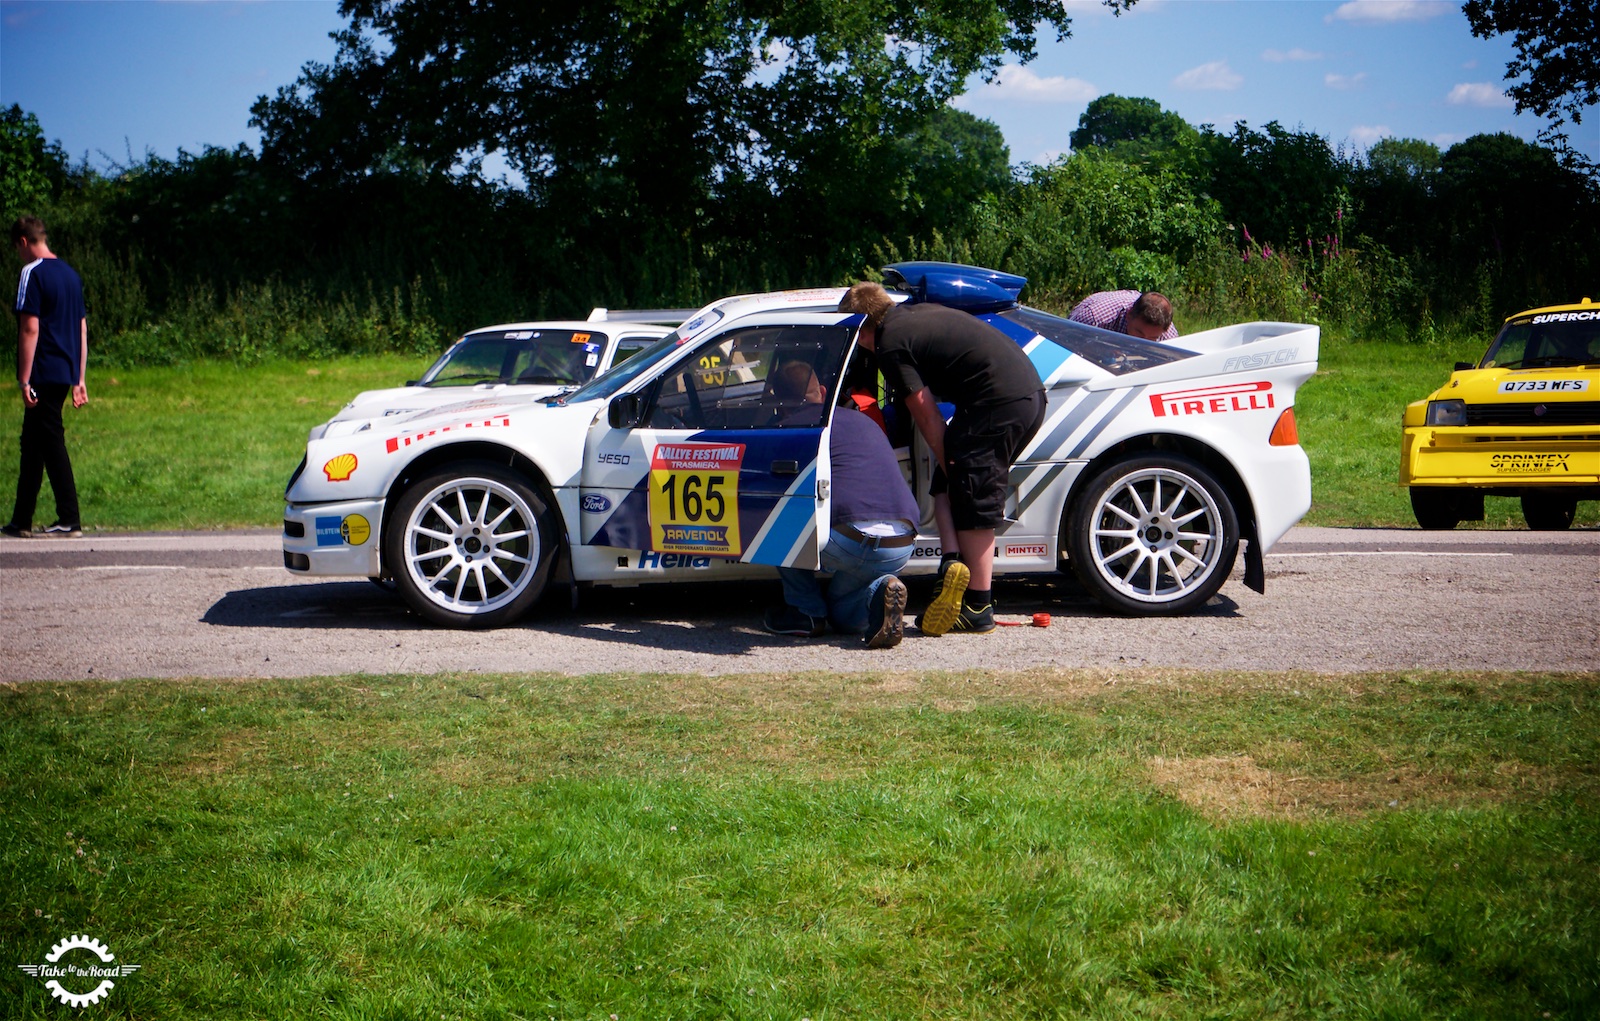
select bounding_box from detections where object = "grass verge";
[3,669,1597,1018]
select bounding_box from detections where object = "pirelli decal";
[385,416,512,454]
[1150,381,1274,418]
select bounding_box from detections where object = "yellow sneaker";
[916,560,969,637]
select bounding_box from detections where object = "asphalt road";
[2,526,1597,681]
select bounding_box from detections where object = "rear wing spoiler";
[587,308,699,325]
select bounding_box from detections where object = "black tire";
[384,460,556,628]
[1067,454,1240,616]
[1410,487,1462,531]
[1521,493,1577,531]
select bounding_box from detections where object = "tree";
[1198,121,1348,247]
[0,105,69,216]
[250,0,1136,283]
[1069,94,1197,157]
[1464,0,1599,175]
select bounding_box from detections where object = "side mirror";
[1453,362,1474,372]
[609,393,645,429]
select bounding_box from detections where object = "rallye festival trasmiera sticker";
[648,441,744,555]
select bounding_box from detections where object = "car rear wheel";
[1409,487,1461,530]
[385,461,556,628]
[1067,454,1239,616]
[1521,493,1577,531]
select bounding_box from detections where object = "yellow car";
[1401,298,1600,530]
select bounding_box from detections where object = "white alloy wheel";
[1068,454,1239,615]
[387,462,554,627]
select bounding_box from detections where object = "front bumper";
[1400,424,1600,487]
[283,498,386,577]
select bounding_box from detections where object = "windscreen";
[998,307,1196,375]
[420,329,608,387]
[1481,315,1600,369]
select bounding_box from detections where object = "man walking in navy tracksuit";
[6,216,88,539]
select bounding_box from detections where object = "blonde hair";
[837,281,895,327]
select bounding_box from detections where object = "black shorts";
[930,391,1047,530]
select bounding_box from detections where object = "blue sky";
[2,0,1590,173]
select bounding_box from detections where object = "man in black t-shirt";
[838,282,1044,635]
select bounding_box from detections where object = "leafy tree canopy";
[1464,0,1598,175]
[250,0,1134,262]
[1069,94,1198,156]
[1,104,70,216]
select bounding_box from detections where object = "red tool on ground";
[994,613,1052,628]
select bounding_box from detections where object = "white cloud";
[1350,125,1391,147]
[1431,132,1464,148]
[1262,47,1323,62]
[1330,1,1450,23]
[966,65,1098,103]
[1447,82,1513,107]
[1325,72,1367,90]
[1173,61,1242,91]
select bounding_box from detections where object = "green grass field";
[3,332,1592,532]
[3,669,1597,1019]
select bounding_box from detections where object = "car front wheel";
[385,461,556,628]
[1521,493,1577,531]
[1409,487,1462,530]
[1067,454,1239,616]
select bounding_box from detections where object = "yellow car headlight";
[1425,399,1466,426]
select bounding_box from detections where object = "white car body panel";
[284,267,1319,619]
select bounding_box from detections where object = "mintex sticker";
[1499,379,1588,393]
[315,516,344,546]
[1005,544,1048,558]
[648,442,744,555]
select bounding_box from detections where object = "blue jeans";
[778,526,914,634]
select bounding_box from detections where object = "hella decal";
[323,453,358,481]
[385,416,512,454]
[1150,381,1274,418]
[636,551,712,569]
[581,493,613,513]
[1221,348,1297,372]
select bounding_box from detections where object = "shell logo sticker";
[323,453,358,481]
[341,514,372,545]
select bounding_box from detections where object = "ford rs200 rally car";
[306,308,689,443]
[1402,298,1600,530]
[283,263,1319,628]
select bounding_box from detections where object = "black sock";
[965,588,991,610]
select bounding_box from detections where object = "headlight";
[1425,399,1466,426]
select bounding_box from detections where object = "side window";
[646,325,853,431]
[611,336,654,369]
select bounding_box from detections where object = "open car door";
[579,317,859,569]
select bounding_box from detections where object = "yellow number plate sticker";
[649,442,744,555]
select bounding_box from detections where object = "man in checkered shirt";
[1068,290,1179,341]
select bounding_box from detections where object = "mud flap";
[1243,537,1265,594]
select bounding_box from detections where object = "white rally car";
[284,263,1319,627]
[309,308,689,442]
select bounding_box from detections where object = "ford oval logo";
[581,493,612,513]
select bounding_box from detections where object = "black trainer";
[42,522,83,538]
[949,601,996,634]
[865,576,907,650]
[1,522,33,539]
[763,605,825,638]
[916,559,969,637]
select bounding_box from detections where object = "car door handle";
[771,460,799,475]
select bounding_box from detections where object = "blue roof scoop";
[881,262,1027,313]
